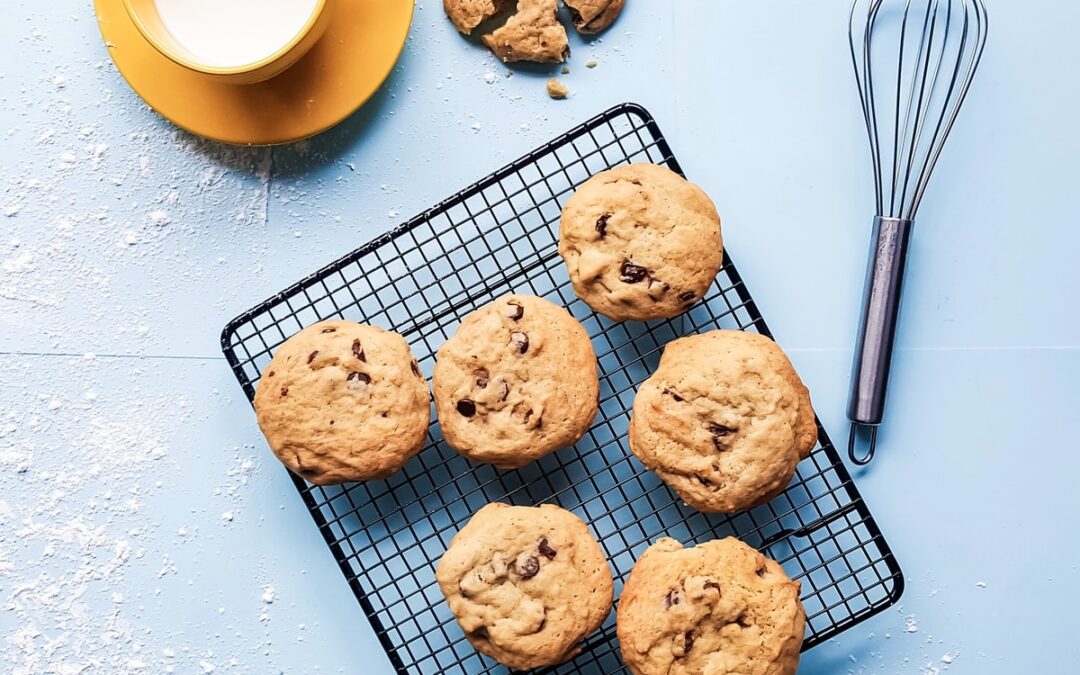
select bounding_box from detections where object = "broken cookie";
[483,0,570,63]
[564,0,625,34]
[444,0,505,34]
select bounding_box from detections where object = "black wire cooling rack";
[221,103,903,674]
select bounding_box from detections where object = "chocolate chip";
[347,371,371,384]
[756,566,768,578]
[620,261,648,283]
[280,386,288,397]
[538,538,557,560]
[456,399,476,417]
[736,613,752,628]
[329,420,335,425]
[516,556,540,579]
[351,339,366,362]
[321,327,336,333]
[267,371,275,378]
[474,368,489,388]
[500,382,510,401]
[523,409,533,425]
[662,388,685,402]
[664,589,681,608]
[704,581,721,594]
[683,631,695,653]
[708,422,735,436]
[470,626,488,639]
[679,291,696,303]
[630,179,643,186]
[510,332,529,354]
[410,361,422,378]
[709,422,735,451]
[307,350,319,364]
[596,212,611,237]
[506,301,524,321]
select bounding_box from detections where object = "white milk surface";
[154,0,319,67]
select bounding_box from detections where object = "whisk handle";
[847,216,913,455]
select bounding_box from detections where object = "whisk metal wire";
[850,0,988,221]
[845,0,988,464]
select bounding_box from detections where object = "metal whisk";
[846,0,988,464]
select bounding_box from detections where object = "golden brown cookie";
[483,0,569,63]
[433,295,599,469]
[444,0,505,34]
[558,163,723,321]
[629,330,816,512]
[564,0,625,34]
[617,537,805,675]
[436,503,614,669]
[253,320,429,485]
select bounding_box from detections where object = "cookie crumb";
[561,66,570,74]
[585,59,598,69]
[546,78,569,99]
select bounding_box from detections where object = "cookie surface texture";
[436,502,614,669]
[253,320,429,485]
[617,537,805,675]
[558,163,723,321]
[482,0,569,63]
[629,330,816,512]
[433,294,599,468]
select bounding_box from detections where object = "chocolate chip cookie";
[437,503,614,669]
[564,0,625,34]
[253,320,429,485]
[558,163,723,321]
[483,0,570,63]
[629,330,817,512]
[433,295,599,469]
[617,537,805,675]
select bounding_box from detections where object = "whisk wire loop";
[849,0,988,221]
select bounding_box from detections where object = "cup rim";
[122,0,327,76]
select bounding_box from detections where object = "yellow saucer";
[94,0,413,145]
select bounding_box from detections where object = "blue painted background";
[0,1,1077,673]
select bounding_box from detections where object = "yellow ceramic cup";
[122,0,332,85]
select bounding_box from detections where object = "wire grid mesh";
[221,103,903,675]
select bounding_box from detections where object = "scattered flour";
[905,615,919,633]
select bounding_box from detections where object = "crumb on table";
[546,78,569,99]
[585,59,598,69]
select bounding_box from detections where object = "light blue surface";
[0,1,1077,673]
